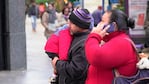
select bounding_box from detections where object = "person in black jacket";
[28,1,39,32]
[47,8,93,84]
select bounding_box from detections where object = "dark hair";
[48,2,55,7]
[62,6,69,14]
[109,9,135,31]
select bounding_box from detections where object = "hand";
[137,57,149,69]
[54,68,57,75]
[91,22,110,38]
[52,57,59,73]
[139,53,148,58]
[137,53,149,69]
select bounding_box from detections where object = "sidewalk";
[25,17,53,84]
[0,17,53,84]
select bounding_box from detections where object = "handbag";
[113,69,149,84]
[113,38,149,84]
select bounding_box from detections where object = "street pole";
[80,0,84,8]
[102,0,105,14]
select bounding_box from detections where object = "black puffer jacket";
[56,32,89,84]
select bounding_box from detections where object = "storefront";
[104,0,148,44]
[128,0,147,44]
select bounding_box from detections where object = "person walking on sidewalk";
[48,2,57,32]
[28,1,39,32]
[41,2,58,39]
[45,8,93,84]
[41,9,53,39]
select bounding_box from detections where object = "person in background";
[39,2,45,19]
[92,5,102,27]
[41,4,69,39]
[41,8,52,39]
[45,8,93,84]
[28,1,39,32]
[55,7,69,29]
[85,9,138,84]
[65,1,74,13]
[62,6,70,22]
[48,2,57,32]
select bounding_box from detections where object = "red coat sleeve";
[85,33,136,69]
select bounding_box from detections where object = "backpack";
[113,38,149,84]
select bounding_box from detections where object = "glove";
[137,57,149,69]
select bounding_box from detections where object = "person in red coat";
[85,9,138,84]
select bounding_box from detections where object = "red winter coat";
[85,31,138,84]
[44,26,72,60]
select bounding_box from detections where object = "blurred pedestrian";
[41,2,57,39]
[28,1,39,32]
[45,8,93,84]
[62,6,70,22]
[65,1,74,13]
[92,5,102,27]
[39,2,46,19]
[41,4,68,39]
[48,2,57,32]
[85,9,138,84]
[55,6,70,29]
[41,9,52,39]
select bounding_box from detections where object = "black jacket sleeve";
[56,46,88,79]
[45,52,58,60]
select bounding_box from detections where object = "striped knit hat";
[69,8,92,29]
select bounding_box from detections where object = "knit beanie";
[69,8,92,29]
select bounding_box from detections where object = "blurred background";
[0,0,148,84]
